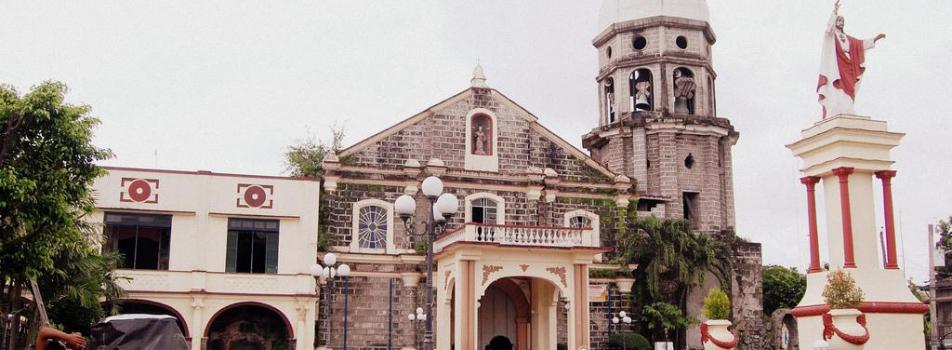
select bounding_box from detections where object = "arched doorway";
[476,277,568,350]
[205,302,294,350]
[478,278,529,350]
[106,299,189,339]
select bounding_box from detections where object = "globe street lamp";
[611,311,633,350]
[394,175,458,350]
[311,253,352,349]
[407,306,426,349]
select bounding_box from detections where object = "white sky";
[2,1,950,282]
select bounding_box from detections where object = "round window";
[633,36,647,50]
[676,36,688,49]
[607,46,613,59]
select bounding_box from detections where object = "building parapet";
[434,223,597,252]
[115,269,316,297]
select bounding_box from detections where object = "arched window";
[604,78,616,123]
[350,199,395,253]
[470,198,498,224]
[568,215,592,229]
[471,114,493,156]
[563,210,601,257]
[357,206,388,249]
[465,193,506,225]
[673,68,696,115]
[629,69,653,112]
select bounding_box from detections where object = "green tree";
[641,302,697,342]
[285,128,344,252]
[616,216,732,305]
[615,216,731,347]
[935,218,952,278]
[0,82,119,345]
[762,265,807,314]
[284,128,344,177]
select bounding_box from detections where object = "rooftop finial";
[471,61,488,88]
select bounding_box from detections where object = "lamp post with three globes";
[311,252,351,349]
[393,175,459,350]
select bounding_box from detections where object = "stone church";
[316,1,765,349]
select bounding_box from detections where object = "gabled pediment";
[334,87,617,184]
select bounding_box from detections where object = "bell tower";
[584,0,738,233]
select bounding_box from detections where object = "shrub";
[822,269,864,309]
[589,268,617,279]
[702,287,731,320]
[608,332,651,350]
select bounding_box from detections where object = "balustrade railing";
[434,223,595,252]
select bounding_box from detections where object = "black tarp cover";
[89,314,189,350]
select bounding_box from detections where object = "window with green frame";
[226,218,280,274]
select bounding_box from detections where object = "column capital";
[875,170,897,179]
[832,167,855,177]
[800,176,821,186]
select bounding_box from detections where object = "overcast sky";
[2,1,950,282]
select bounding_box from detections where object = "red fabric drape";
[833,35,867,99]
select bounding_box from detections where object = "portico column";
[573,264,590,350]
[801,176,822,273]
[832,167,857,268]
[875,170,899,269]
[454,260,477,350]
[515,318,529,350]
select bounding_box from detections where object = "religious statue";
[473,125,487,155]
[673,69,696,114]
[817,0,886,118]
[634,81,652,111]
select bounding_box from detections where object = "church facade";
[90,1,768,349]
[316,1,764,349]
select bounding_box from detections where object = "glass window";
[226,218,279,274]
[357,206,389,249]
[104,212,172,270]
[569,216,592,229]
[471,198,498,224]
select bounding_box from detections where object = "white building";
[90,166,320,350]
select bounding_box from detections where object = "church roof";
[598,0,710,30]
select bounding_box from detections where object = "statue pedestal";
[787,114,927,350]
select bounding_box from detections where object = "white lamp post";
[407,306,427,349]
[311,252,352,349]
[393,176,458,350]
[611,311,633,350]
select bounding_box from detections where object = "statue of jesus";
[817,0,886,119]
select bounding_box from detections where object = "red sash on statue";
[833,35,866,100]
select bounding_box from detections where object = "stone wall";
[588,283,635,350]
[732,241,768,350]
[320,272,423,350]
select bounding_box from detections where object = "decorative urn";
[823,309,869,350]
[700,320,739,350]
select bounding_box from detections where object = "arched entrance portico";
[478,278,530,350]
[435,241,603,350]
[204,302,294,350]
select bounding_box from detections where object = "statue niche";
[629,69,653,112]
[471,114,493,156]
[673,67,696,115]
